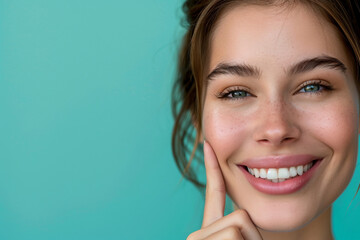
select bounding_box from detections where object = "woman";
[172,0,360,239]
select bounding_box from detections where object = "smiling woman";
[172,0,360,239]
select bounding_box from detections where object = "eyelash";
[217,80,333,100]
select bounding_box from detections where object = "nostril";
[283,137,294,142]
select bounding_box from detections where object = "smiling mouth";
[243,160,319,183]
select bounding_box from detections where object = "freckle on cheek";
[204,114,249,161]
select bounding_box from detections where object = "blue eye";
[219,89,251,99]
[299,84,322,93]
[228,90,250,98]
[298,81,332,94]
[217,81,332,100]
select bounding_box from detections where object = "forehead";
[209,3,353,75]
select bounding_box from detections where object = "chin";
[232,195,323,233]
[250,211,312,232]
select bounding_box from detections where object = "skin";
[188,3,359,240]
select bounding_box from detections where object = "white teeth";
[254,168,260,178]
[303,162,312,173]
[278,168,290,178]
[260,168,267,178]
[304,164,308,172]
[267,168,278,179]
[289,167,297,177]
[297,165,303,175]
[246,161,315,182]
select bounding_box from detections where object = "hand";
[187,141,263,240]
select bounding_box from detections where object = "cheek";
[311,98,359,183]
[306,98,359,152]
[296,97,359,211]
[203,106,251,163]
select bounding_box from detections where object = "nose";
[253,99,300,146]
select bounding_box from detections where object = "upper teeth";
[247,162,314,183]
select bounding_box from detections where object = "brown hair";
[172,0,360,188]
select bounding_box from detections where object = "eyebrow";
[207,55,347,80]
[289,55,347,75]
[207,63,261,80]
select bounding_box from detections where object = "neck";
[233,204,334,240]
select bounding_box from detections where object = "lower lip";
[238,159,322,194]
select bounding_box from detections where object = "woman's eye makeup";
[216,80,333,100]
[297,80,334,95]
[216,87,252,100]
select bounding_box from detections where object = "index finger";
[202,140,226,228]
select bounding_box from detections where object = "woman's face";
[202,3,359,231]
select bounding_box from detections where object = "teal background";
[0,0,359,239]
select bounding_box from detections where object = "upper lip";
[239,154,322,168]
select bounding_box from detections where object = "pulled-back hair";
[172,0,360,188]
